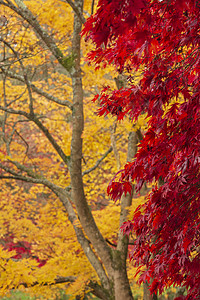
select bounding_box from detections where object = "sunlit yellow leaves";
[0,0,148,298]
[25,0,73,49]
[0,246,38,294]
[133,113,148,132]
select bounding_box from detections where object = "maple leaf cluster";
[2,235,46,267]
[83,0,200,299]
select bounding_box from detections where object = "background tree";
[0,0,148,299]
[83,0,200,299]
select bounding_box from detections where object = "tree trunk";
[69,0,114,283]
[112,130,139,300]
[0,0,159,299]
[113,247,133,300]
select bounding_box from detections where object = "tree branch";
[0,39,34,116]
[136,128,143,142]
[0,105,70,166]
[29,115,70,166]
[88,281,110,300]
[91,0,95,15]
[105,238,117,248]
[105,238,135,248]
[82,146,113,176]
[19,276,76,288]
[0,68,73,110]
[0,0,64,66]
[69,0,114,281]
[65,0,86,24]
[0,161,65,193]
[110,122,121,170]
[54,189,110,289]
[0,161,109,288]
[117,130,137,252]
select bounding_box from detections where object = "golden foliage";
[0,0,147,299]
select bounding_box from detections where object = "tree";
[0,0,147,299]
[83,0,200,299]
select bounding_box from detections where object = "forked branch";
[65,0,86,24]
[82,146,113,176]
[0,68,73,110]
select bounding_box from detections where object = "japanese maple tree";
[83,0,200,299]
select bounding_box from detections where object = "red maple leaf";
[83,0,200,298]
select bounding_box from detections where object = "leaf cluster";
[83,0,200,299]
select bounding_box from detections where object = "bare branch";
[18,276,76,288]
[0,68,73,110]
[116,131,137,262]
[0,104,70,166]
[0,161,73,207]
[0,175,21,180]
[14,130,29,161]
[0,0,64,65]
[68,0,114,280]
[5,120,17,156]
[0,161,109,287]
[0,38,34,115]
[136,128,143,142]
[82,146,113,176]
[91,0,95,15]
[65,0,86,24]
[56,189,110,288]
[110,122,121,170]
[88,281,110,300]
[0,161,59,189]
[0,104,30,117]
[105,238,117,248]
[30,115,70,166]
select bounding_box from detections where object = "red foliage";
[2,235,46,267]
[83,0,200,299]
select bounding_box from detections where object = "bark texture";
[0,0,149,299]
[69,0,114,285]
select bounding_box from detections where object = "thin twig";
[0,67,73,110]
[82,146,113,176]
[91,0,95,15]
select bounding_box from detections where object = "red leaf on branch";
[83,0,200,298]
